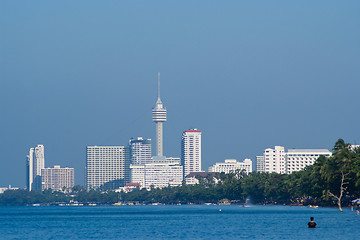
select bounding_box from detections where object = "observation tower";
[152,72,167,157]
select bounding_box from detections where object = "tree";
[319,139,353,211]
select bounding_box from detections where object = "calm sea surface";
[0,205,359,239]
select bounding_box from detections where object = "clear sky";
[1,1,359,187]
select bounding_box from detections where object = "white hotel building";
[285,149,332,174]
[256,146,332,174]
[181,129,202,177]
[130,157,183,189]
[209,159,253,174]
[86,146,129,190]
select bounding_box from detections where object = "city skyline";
[1,1,360,187]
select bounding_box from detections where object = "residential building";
[285,149,332,174]
[263,146,286,174]
[256,155,265,172]
[41,165,74,191]
[130,157,183,189]
[129,137,151,165]
[181,129,202,178]
[208,159,253,174]
[26,144,45,191]
[85,146,130,190]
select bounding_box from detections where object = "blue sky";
[1,1,359,187]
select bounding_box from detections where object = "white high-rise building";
[130,157,183,189]
[181,129,202,177]
[256,155,265,172]
[209,159,252,174]
[26,148,34,191]
[285,149,332,174]
[86,146,130,190]
[41,165,74,191]
[152,73,167,157]
[264,146,286,174]
[26,144,45,191]
[129,137,151,165]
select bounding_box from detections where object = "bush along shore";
[1,139,359,210]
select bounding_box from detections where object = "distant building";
[185,172,218,185]
[129,137,151,165]
[181,129,202,178]
[209,159,252,174]
[26,144,45,191]
[130,157,183,189]
[259,146,332,174]
[256,156,265,172]
[285,149,332,174]
[0,185,19,194]
[263,146,286,174]
[114,183,141,193]
[41,165,74,191]
[86,146,130,190]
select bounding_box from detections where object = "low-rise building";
[208,159,252,174]
[185,172,218,185]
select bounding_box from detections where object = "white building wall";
[256,156,265,172]
[208,159,252,174]
[285,149,332,174]
[181,129,202,177]
[86,146,129,190]
[264,146,286,174]
[130,157,183,189]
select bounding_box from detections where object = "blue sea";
[0,205,359,239]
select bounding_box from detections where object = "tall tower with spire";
[152,72,167,157]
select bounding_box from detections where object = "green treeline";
[1,139,359,209]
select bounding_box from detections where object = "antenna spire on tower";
[158,72,161,100]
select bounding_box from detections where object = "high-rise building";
[26,148,34,191]
[181,129,202,177]
[41,165,74,191]
[208,159,252,174]
[86,146,130,190]
[129,137,151,165]
[285,149,331,174]
[263,146,286,174]
[26,144,45,191]
[152,72,167,157]
[256,155,265,172]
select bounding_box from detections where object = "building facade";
[285,149,332,174]
[26,144,45,191]
[209,159,253,174]
[129,137,151,165]
[181,129,202,178]
[41,165,74,191]
[256,155,265,172]
[130,157,183,189]
[86,146,129,190]
[263,146,286,174]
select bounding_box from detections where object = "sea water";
[0,205,359,239]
